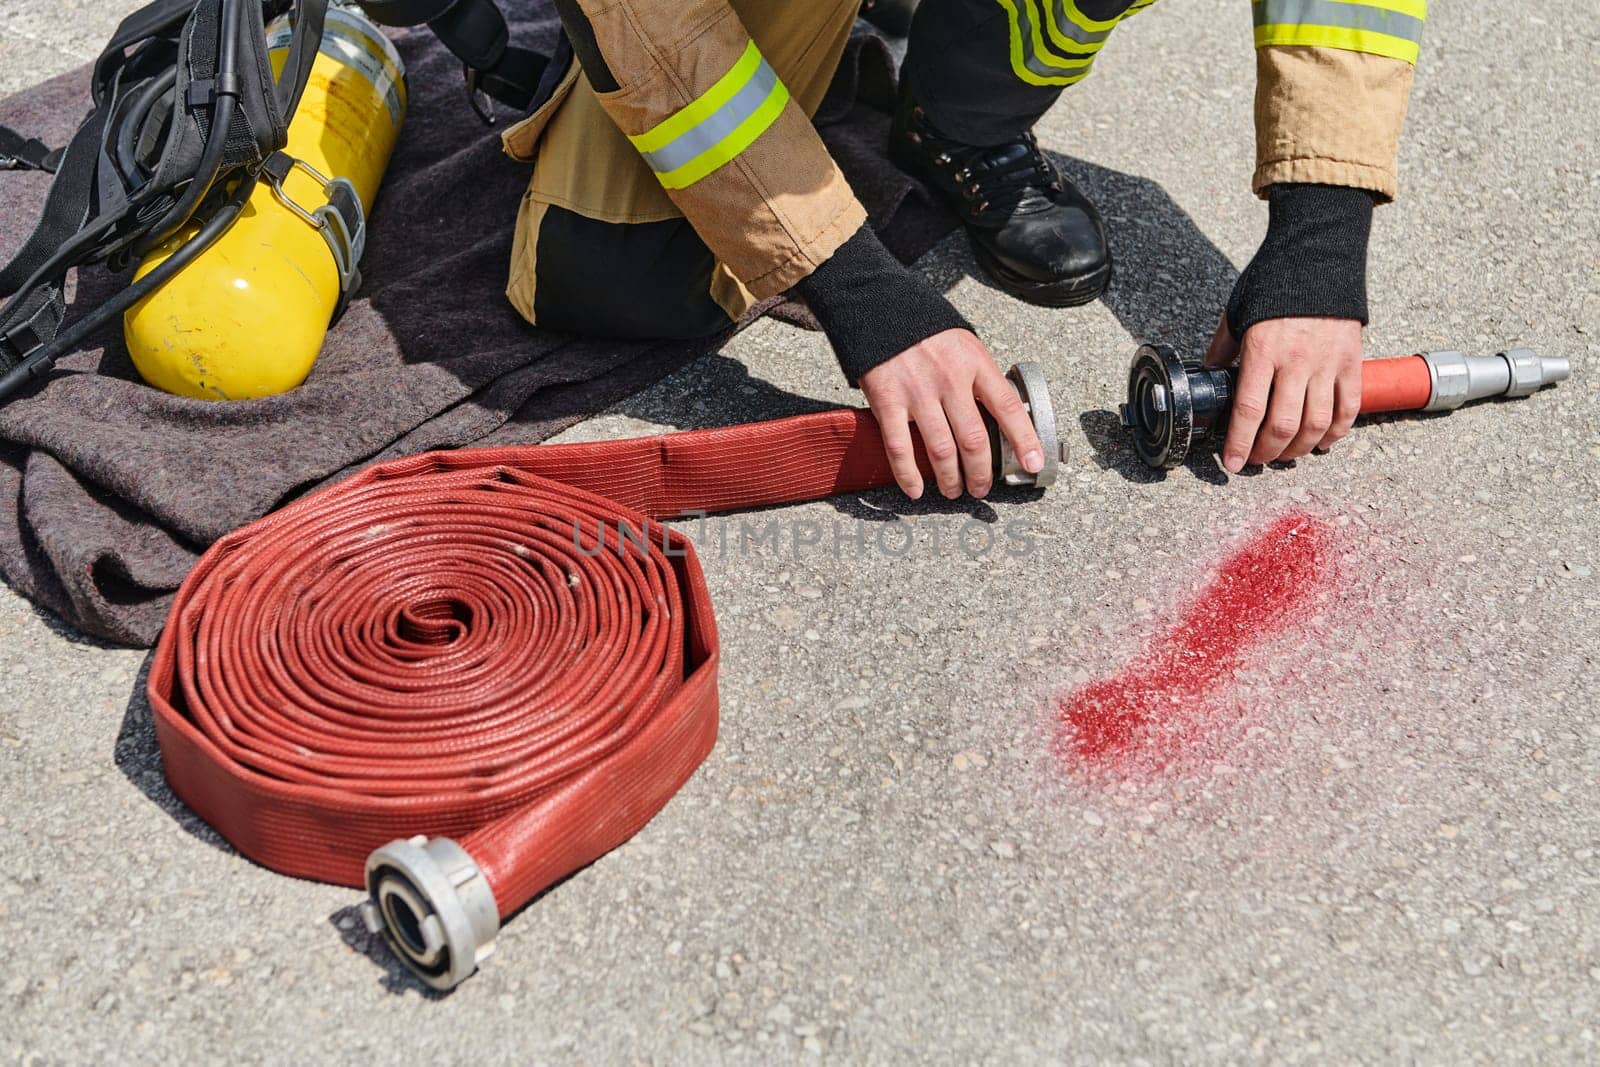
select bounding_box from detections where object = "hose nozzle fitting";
[362,835,500,991]
[1421,348,1571,411]
[1121,343,1572,470]
[1118,343,1230,469]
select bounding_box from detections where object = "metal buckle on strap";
[260,153,367,316]
[0,289,66,369]
[463,64,497,126]
[0,131,55,172]
[1,149,49,172]
[0,321,40,368]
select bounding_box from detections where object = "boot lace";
[932,132,1059,222]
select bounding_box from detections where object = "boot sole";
[969,234,1113,309]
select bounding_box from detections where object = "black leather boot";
[890,93,1111,308]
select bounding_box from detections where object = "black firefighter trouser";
[502,0,1157,340]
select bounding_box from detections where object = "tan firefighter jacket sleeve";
[1256,45,1416,201]
[551,0,866,302]
[1252,0,1427,202]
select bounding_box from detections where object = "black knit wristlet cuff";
[1226,183,1376,341]
[794,224,971,385]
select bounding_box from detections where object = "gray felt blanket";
[0,5,953,646]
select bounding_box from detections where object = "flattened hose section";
[145,404,964,988]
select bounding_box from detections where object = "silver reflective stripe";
[1016,1,1097,78]
[636,57,781,176]
[1254,0,1424,43]
[1041,1,1114,49]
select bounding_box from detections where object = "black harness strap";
[0,107,116,370]
[0,126,58,173]
[273,1,325,116]
[0,0,329,395]
[358,0,546,116]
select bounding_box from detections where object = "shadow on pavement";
[113,652,235,854]
[1059,152,1240,353]
[929,151,1243,358]
[326,905,449,998]
[1077,409,1230,485]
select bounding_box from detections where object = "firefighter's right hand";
[859,328,1044,501]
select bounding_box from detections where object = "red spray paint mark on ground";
[1056,511,1342,774]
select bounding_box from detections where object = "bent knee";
[515,204,732,341]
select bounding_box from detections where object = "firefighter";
[500,0,1425,496]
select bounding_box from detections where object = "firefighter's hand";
[859,328,1044,500]
[1203,315,1363,473]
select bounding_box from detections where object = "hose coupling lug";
[364,835,500,991]
[997,362,1063,488]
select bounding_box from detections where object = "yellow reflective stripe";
[652,75,790,190]
[1253,0,1425,61]
[1026,1,1100,67]
[1000,1,1160,87]
[1253,22,1420,63]
[1056,0,1126,32]
[1358,0,1426,18]
[997,0,1096,86]
[628,40,763,156]
[1041,1,1111,56]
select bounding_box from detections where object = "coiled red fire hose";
[147,364,1060,990]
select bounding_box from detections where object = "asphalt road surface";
[3,2,1597,1063]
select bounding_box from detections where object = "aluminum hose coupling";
[998,362,1066,488]
[1420,348,1570,411]
[363,836,500,991]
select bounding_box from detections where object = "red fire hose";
[147,365,1060,990]
[1350,354,1434,413]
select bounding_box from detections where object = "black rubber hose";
[0,172,257,403]
[138,0,245,250]
[114,69,178,185]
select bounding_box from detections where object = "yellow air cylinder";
[125,3,407,400]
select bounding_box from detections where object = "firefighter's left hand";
[1203,315,1363,473]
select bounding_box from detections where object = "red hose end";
[1358,355,1433,414]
